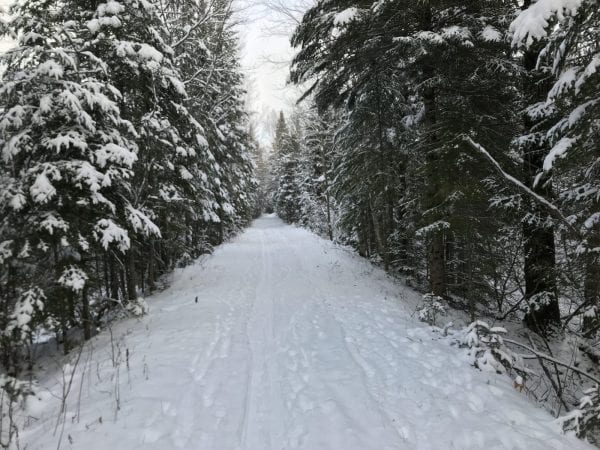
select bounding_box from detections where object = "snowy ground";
[20,215,591,449]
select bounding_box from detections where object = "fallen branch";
[504,338,600,385]
[462,136,577,235]
[527,335,569,415]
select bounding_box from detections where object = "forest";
[0,0,599,448]
[261,0,600,441]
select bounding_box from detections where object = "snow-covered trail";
[22,215,590,449]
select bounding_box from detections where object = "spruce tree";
[512,0,599,334]
[0,0,140,359]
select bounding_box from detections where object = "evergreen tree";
[297,108,335,240]
[0,0,141,361]
[511,0,599,334]
[291,0,520,292]
[0,0,257,377]
[273,112,302,223]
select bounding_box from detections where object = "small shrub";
[417,293,446,326]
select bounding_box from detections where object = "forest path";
[22,215,590,449]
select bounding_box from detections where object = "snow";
[441,26,472,41]
[576,55,600,93]
[38,214,68,235]
[196,133,209,148]
[169,76,187,96]
[542,137,575,171]
[101,0,124,16]
[333,7,358,26]
[510,0,583,48]
[2,131,29,162]
[44,130,88,153]
[19,216,592,450]
[179,166,193,180]
[584,212,600,230]
[114,40,136,57]
[35,60,63,79]
[9,289,45,329]
[38,95,52,114]
[94,218,130,251]
[548,67,578,100]
[481,25,503,42]
[58,266,89,292]
[95,142,137,168]
[126,205,161,237]
[416,30,445,45]
[0,105,26,130]
[138,44,163,62]
[87,16,122,32]
[9,191,26,210]
[29,172,56,204]
[87,19,101,33]
[74,161,106,193]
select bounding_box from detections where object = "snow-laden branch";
[462,136,577,235]
[504,338,600,385]
[171,0,222,50]
[510,0,583,48]
[171,15,211,49]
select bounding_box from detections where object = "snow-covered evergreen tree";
[273,112,302,223]
[297,109,335,240]
[0,0,257,378]
[512,0,600,335]
[0,0,141,357]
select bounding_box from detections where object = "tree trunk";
[583,229,600,337]
[418,0,446,297]
[126,248,137,302]
[109,252,120,300]
[81,286,92,340]
[429,233,446,297]
[520,8,560,334]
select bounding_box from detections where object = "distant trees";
[268,110,335,237]
[0,0,256,384]
[272,112,301,223]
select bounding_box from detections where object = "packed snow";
[20,216,592,449]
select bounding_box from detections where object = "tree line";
[262,0,598,436]
[0,0,258,384]
[268,0,598,339]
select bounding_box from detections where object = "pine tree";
[165,0,257,241]
[271,112,301,223]
[511,0,599,334]
[297,108,335,240]
[0,0,141,360]
[0,0,258,373]
[291,0,520,291]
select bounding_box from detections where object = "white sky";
[234,0,312,145]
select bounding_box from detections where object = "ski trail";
[241,224,286,450]
[20,215,593,450]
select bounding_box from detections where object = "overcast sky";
[235,0,313,144]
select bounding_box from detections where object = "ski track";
[20,215,592,450]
